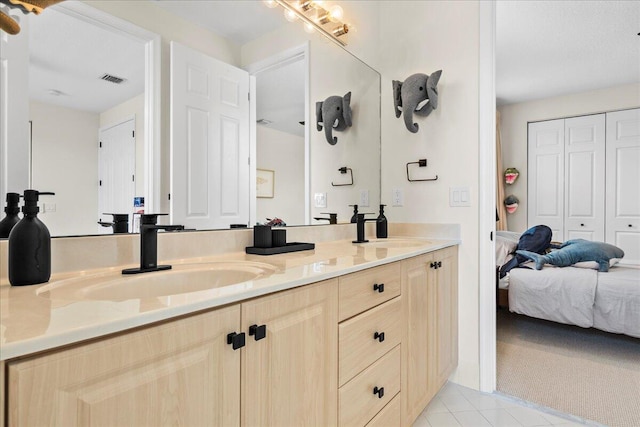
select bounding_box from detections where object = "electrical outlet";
[360,189,369,207]
[314,192,327,208]
[392,188,404,207]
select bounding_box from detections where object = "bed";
[496,231,640,339]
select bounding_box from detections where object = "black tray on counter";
[245,242,315,255]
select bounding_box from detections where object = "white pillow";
[496,236,518,267]
[572,258,621,270]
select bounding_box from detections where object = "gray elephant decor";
[316,92,352,145]
[393,70,442,133]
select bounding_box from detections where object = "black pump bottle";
[0,192,21,238]
[376,204,388,238]
[8,190,55,286]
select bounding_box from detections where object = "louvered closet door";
[528,119,565,241]
[564,114,605,241]
[606,108,640,265]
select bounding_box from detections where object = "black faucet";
[314,213,338,224]
[122,214,184,274]
[353,213,376,243]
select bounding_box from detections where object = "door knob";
[249,324,267,341]
[580,223,585,227]
[374,331,385,342]
[373,386,385,399]
[373,283,384,293]
[227,332,245,350]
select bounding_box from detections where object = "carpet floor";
[497,310,640,427]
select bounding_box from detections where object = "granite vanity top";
[0,237,459,360]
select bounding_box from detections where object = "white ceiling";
[496,0,640,106]
[28,7,145,113]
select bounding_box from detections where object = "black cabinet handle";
[437,261,442,268]
[580,223,585,227]
[373,283,384,293]
[374,331,385,342]
[373,386,385,399]
[430,261,437,269]
[249,324,267,341]
[227,332,245,350]
[629,224,633,228]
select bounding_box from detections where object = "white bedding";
[505,264,640,338]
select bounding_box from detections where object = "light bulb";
[329,5,343,22]
[284,8,299,22]
[304,22,315,33]
[263,0,278,8]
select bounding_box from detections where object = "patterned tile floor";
[412,382,598,427]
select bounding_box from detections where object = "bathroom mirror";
[1,0,381,237]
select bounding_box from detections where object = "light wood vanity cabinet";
[3,246,458,427]
[6,279,338,427]
[402,246,459,425]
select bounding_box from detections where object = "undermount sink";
[360,238,429,249]
[37,261,278,301]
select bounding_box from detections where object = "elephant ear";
[427,70,442,110]
[392,80,403,118]
[342,92,352,127]
[316,101,324,131]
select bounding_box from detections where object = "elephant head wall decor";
[316,91,352,145]
[392,70,442,133]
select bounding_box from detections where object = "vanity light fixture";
[266,0,350,46]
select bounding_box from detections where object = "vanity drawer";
[365,393,401,427]
[339,345,401,427]
[339,297,401,386]
[339,262,401,320]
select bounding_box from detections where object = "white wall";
[30,101,100,236]
[100,93,145,196]
[499,82,640,232]
[256,126,305,225]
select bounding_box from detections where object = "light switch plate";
[314,192,327,208]
[449,187,471,207]
[392,188,404,207]
[360,189,369,207]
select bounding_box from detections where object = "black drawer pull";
[430,262,437,269]
[227,332,245,350]
[373,283,384,293]
[374,331,385,342]
[249,324,267,341]
[581,223,585,227]
[437,261,442,268]
[629,224,633,228]
[373,386,385,399]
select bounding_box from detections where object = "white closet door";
[606,108,640,265]
[170,41,250,230]
[528,119,564,241]
[564,114,605,241]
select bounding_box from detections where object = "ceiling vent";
[100,73,126,84]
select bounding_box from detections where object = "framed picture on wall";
[257,169,275,198]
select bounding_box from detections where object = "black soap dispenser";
[0,192,21,238]
[8,190,55,286]
[376,204,388,238]
[349,204,359,223]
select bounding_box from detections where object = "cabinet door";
[434,246,459,387]
[402,253,437,425]
[242,279,338,427]
[564,114,605,241]
[606,108,640,265]
[7,306,241,427]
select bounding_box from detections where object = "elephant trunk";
[325,124,337,145]
[403,101,419,133]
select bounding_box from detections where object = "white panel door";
[528,119,565,241]
[606,108,640,265]
[98,119,136,233]
[170,41,250,230]
[564,114,605,241]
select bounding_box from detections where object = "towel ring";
[406,159,438,182]
[332,167,354,186]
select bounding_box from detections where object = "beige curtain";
[496,111,508,231]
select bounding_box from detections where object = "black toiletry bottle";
[0,192,21,238]
[8,190,55,286]
[376,204,388,238]
[349,204,359,223]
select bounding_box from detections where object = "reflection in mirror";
[2,0,380,237]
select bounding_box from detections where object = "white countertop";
[0,237,459,360]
